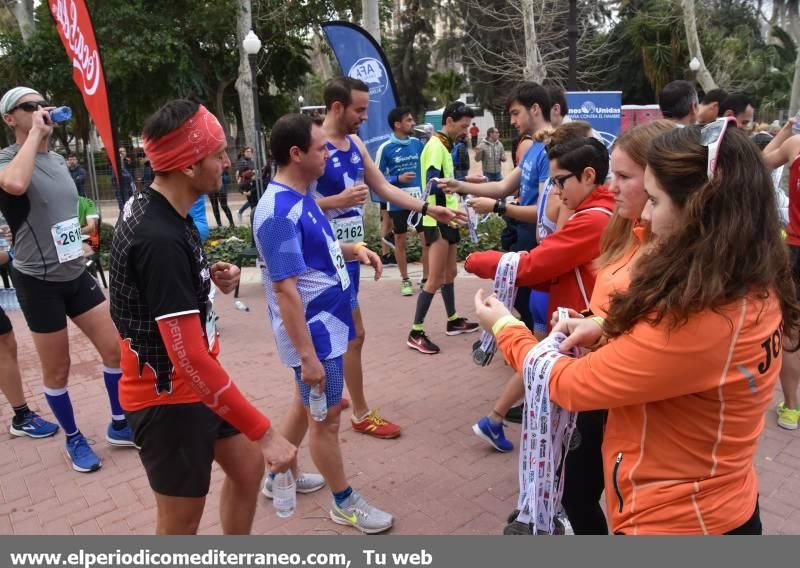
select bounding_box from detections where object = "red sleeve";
[157,314,271,441]
[513,212,607,287]
[465,250,504,279]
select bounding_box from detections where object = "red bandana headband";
[143,105,225,172]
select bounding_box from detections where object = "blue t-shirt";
[518,142,549,206]
[312,135,365,221]
[254,181,355,368]
[189,196,209,241]
[375,135,424,212]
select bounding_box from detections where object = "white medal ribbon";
[516,315,580,535]
[407,179,436,227]
[473,252,519,366]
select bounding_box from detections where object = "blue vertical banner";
[565,91,623,148]
[322,22,400,159]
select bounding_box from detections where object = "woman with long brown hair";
[476,120,800,534]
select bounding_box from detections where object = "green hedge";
[101,208,507,269]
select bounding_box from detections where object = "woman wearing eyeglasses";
[475,121,800,534]
[466,137,614,454]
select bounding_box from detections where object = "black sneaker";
[407,330,440,354]
[419,277,427,290]
[446,317,480,336]
[505,403,523,424]
[382,231,396,250]
[381,253,397,267]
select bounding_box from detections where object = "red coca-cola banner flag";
[48,0,119,181]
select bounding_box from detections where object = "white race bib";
[330,216,364,243]
[403,185,422,200]
[204,299,218,351]
[50,217,83,263]
[328,240,350,290]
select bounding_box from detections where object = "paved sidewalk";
[1,265,799,535]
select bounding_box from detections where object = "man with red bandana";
[109,99,295,535]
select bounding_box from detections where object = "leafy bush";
[205,225,255,266]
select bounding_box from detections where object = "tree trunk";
[789,5,800,114]
[234,0,257,153]
[214,78,235,146]
[311,33,334,81]
[362,0,381,44]
[680,0,717,92]
[521,0,546,83]
[9,0,34,42]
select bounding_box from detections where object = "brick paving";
[1,264,799,535]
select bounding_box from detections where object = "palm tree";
[424,70,466,107]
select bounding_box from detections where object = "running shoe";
[401,279,414,296]
[407,330,440,354]
[262,472,325,498]
[380,253,397,267]
[777,401,800,430]
[9,412,59,439]
[382,231,396,250]
[106,422,136,447]
[419,277,427,290]
[65,434,101,473]
[330,490,393,534]
[472,416,514,452]
[351,409,401,439]
[505,403,524,424]
[446,317,480,336]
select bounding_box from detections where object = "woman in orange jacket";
[475,122,800,534]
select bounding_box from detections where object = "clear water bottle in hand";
[793,111,800,135]
[309,385,327,422]
[354,167,366,214]
[272,471,296,518]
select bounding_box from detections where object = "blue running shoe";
[105,422,136,447]
[65,433,101,473]
[9,412,59,439]
[472,416,514,452]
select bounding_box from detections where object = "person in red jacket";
[468,137,614,453]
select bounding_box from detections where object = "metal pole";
[249,52,263,202]
[567,0,577,90]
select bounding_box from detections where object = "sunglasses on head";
[700,117,736,179]
[9,100,49,113]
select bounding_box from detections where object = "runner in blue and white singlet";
[312,135,365,307]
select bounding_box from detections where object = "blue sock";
[333,486,353,507]
[44,387,78,437]
[103,367,127,429]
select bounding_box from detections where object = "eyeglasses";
[8,100,49,113]
[552,172,578,189]
[700,117,736,179]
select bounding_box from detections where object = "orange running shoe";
[351,409,401,439]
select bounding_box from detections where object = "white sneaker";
[262,472,325,498]
[329,490,393,534]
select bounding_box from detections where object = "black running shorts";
[126,402,240,498]
[389,210,420,235]
[423,223,460,246]
[11,268,106,333]
[0,305,11,336]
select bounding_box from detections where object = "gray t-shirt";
[0,144,85,281]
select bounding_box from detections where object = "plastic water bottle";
[793,111,800,135]
[309,385,327,422]
[49,106,72,123]
[234,300,249,312]
[272,471,296,518]
[354,167,366,214]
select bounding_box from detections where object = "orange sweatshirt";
[496,292,782,534]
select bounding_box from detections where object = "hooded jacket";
[466,186,615,325]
